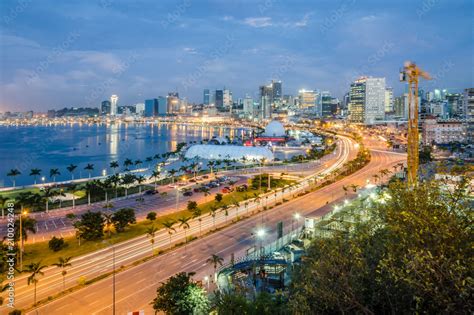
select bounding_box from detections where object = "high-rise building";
[101,100,111,115]
[349,77,385,124]
[223,89,232,108]
[385,87,394,113]
[144,99,158,117]
[271,80,282,106]
[167,92,179,113]
[260,95,272,120]
[463,88,474,119]
[215,90,224,109]
[243,94,254,117]
[321,91,333,117]
[135,103,145,116]
[298,89,316,109]
[203,89,210,105]
[445,93,463,117]
[110,95,118,116]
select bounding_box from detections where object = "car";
[217,177,227,183]
[221,188,231,193]
[202,175,209,179]
[183,191,193,197]
[223,186,234,192]
[144,189,157,195]
[178,182,187,186]
[189,179,196,183]
[193,187,202,193]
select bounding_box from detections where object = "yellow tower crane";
[400,61,431,185]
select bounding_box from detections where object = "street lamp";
[204,276,210,291]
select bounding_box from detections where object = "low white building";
[185,144,274,162]
[422,117,468,145]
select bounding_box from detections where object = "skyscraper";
[215,90,224,109]
[243,94,254,117]
[101,100,111,115]
[463,88,474,120]
[144,99,158,117]
[271,80,282,107]
[167,92,179,113]
[349,77,385,124]
[298,89,316,109]
[385,87,394,113]
[203,89,210,105]
[223,89,232,108]
[110,94,118,116]
[321,91,334,117]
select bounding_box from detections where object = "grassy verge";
[22,177,294,266]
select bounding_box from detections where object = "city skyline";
[1,0,473,111]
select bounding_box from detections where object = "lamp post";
[103,240,116,315]
[292,213,301,237]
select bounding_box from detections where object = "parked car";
[183,191,193,197]
[144,189,157,195]
[221,187,231,193]
[189,179,196,183]
[202,175,209,179]
[193,187,202,193]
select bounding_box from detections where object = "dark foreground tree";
[112,208,136,232]
[213,290,288,315]
[288,178,473,314]
[78,211,104,241]
[151,272,209,315]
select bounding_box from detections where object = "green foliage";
[146,211,157,221]
[112,208,136,232]
[48,236,67,252]
[151,272,209,315]
[289,179,473,314]
[77,211,104,241]
[14,216,37,242]
[215,193,223,203]
[187,200,198,212]
[213,290,288,314]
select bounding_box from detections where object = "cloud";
[0,34,41,48]
[294,12,313,27]
[183,47,197,54]
[66,51,123,72]
[242,17,273,28]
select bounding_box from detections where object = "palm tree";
[161,220,176,249]
[25,261,47,306]
[120,173,137,198]
[221,205,229,224]
[209,206,218,228]
[84,163,94,178]
[168,169,177,184]
[206,161,215,176]
[201,187,211,202]
[52,256,72,290]
[66,164,77,180]
[29,168,42,185]
[342,185,348,195]
[102,213,114,238]
[350,184,359,193]
[189,162,198,180]
[191,208,202,235]
[42,187,58,212]
[134,159,143,170]
[7,169,21,187]
[178,216,191,249]
[232,199,240,218]
[136,175,146,194]
[206,254,224,280]
[49,168,61,185]
[146,225,158,254]
[109,161,119,174]
[108,174,121,199]
[84,181,96,205]
[150,170,160,190]
[145,156,153,169]
[123,158,133,171]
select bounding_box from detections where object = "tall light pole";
[112,244,115,315]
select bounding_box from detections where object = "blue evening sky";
[0,0,473,111]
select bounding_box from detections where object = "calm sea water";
[0,122,248,187]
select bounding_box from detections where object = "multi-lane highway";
[2,134,406,314]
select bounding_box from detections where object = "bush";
[146,212,157,221]
[48,236,67,252]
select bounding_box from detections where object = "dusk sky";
[0,0,472,112]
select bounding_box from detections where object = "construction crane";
[400,61,431,185]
